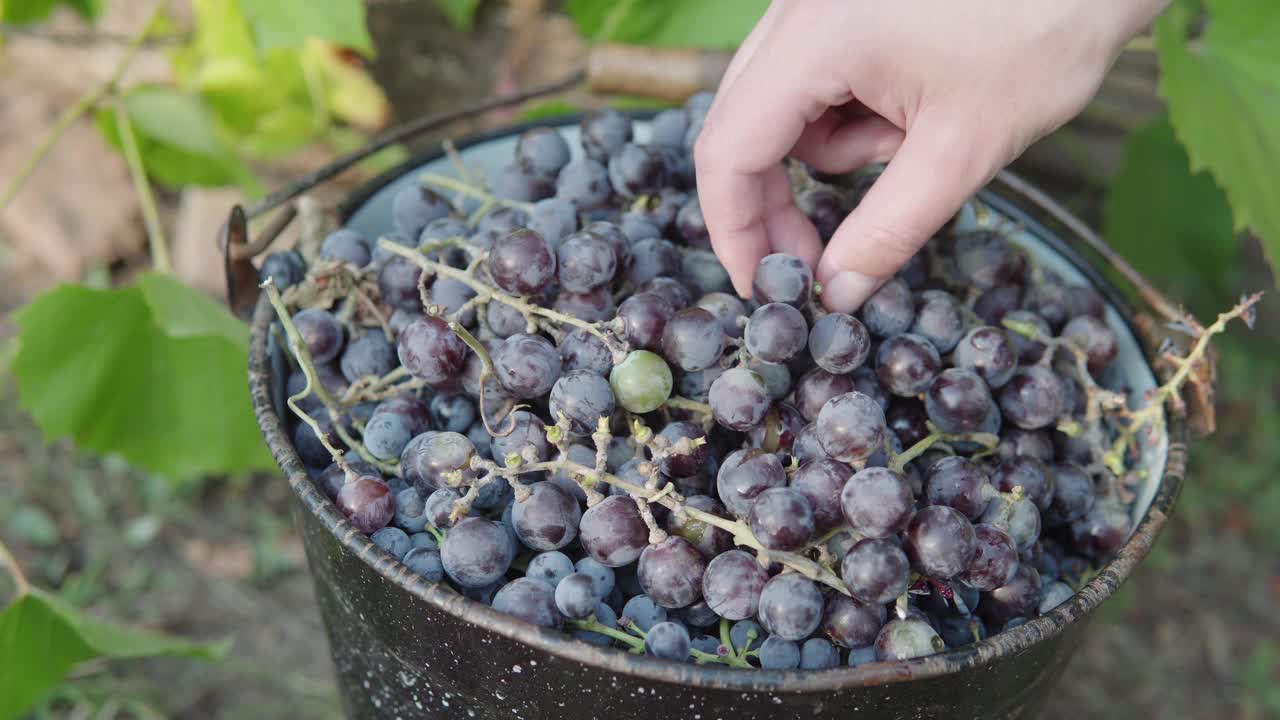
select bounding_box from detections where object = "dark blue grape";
[527,197,578,250]
[617,291,675,351]
[661,307,726,372]
[875,333,941,397]
[492,577,561,628]
[874,619,944,661]
[708,367,771,432]
[752,254,814,308]
[680,250,732,294]
[511,481,581,551]
[259,249,306,290]
[580,109,632,161]
[974,285,1023,326]
[393,487,428,532]
[748,487,815,551]
[860,278,915,337]
[716,448,786,518]
[392,185,451,238]
[991,457,1055,512]
[924,456,993,520]
[954,230,1023,289]
[336,476,395,534]
[1062,315,1119,374]
[822,593,887,649]
[489,410,549,469]
[527,551,575,586]
[809,313,871,374]
[579,495,649,567]
[638,536,706,609]
[745,302,809,364]
[493,333,561,400]
[841,537,911,604]
[794,368,855,423]
[645,621,692,662]
[340,329,396,384]
[977,564,1041,627]
[398,316,467,384]
[371,527,411,560]
[701,549,768,621]
[622,594,668,632]
[554,572,600,619]
[558,229,618,293]
[555,158,611,210]
[292,308,344,364]
[730,619,766,654]
[800,638,841,670]
[515,127,571,178]
[402,546,444,582]
[758,574,823,641]
[442,517,516,589]
[362,411,414,460]
[906,505,978,579]
[998,366,1065,430]
[758,636,801,669]
[841,467,913,538]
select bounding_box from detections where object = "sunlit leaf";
[565,0,767,48]
[240,0,374,56]
[435,0,481,31]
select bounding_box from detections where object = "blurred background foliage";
[0,0,1276,718]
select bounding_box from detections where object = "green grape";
[609,350,673,413]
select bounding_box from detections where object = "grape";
[425,393,473,434]
[822,593,886,649]
[973,285,1023,326]
[645,621,692,662]
[292,308,344,364]
[757,574,823,641]
[745,302,809,364]
[391,486,429,532]
[1066,284,1106,320]
[860,278,915,337]
[511,481,581,551]
[371,526,411,560]
[675,196,709,248]
[573,557,616,597]
[698,549,768,621]
[886,400,930,449]
[581,108,633,161]
[906,505,978,579]
[492,334,561,400]
[680,250,732,294]
[335,476,395,533]
[800,638,841,670]
[841,537,911,605]
[557,230,617,292]
[680,601,720,629]
[377,256,423,313]
[549,370,616,435]
[1044,463,1095,526]
[320,228,371,268]
[424,487,465,530]
[401,431,475,494]
[839,467,912,538]
[1022,282,1071,332]
[938,615,987,648]
[426,277,478,325]
[991,457,1055,511]
[661,307,726,372]
[925,368,994,433]
[788,459,849,532]
[340,330,396,384]
[441,517,516,589]
[953,230,1023,289]
[758,636,801,669]
[1069,498,1129,557]
[462,579,507,606]
[722,621,763,657]
[557,327,613,376]
[980,493,1042,552]
[620,211,661,243]
[716,448,786,518]
[625,238,681,287]
[524,197,577,250]
[398,316,467,384]
[362,411,414,461]
[573,603,619,646]
[640,276,693,310]
[584,221,630,267]
[402,547,444,582]
[952,326,1017,389]
[695,292,746,339]
[408,532,438,551]
[579,495,649,567]
[259,249,306,291]
[809,313,871,374]
[609,143,668,199]
[553,158,609,211]
[1039,580,1074,614]
[797,187,845,241]
[547,444,597,503]
[617,291,675,351]
[473,396,535,457]
[746,402,805,453]
[553,286,616,322]
[911,290,966,353]
[749,358,794,401]
[999,427,1055,462]
[998,366,1065,430]
[555,573,601,620]
[960,523,1019,593]
[656,421,711,478]
[391,185,450,238]
[664,495,733,559]
[708,367,771,432]
[1003,310,1051,363]
[492,577,562,629]
[791,368,851,423]
[747,487,815,551]
[923,456,993,519]
[850,366,891,411]
[752,254,813,307]
[847,645,878,666]
[609,350,673,414]
[875,333,941,397]
[676,366,722,404]
[978,564,1041,627]
[489,162,555,202]
[1061,315,1119,374]
[638,536,706,608]
[875,619,944,661]
[515,127,571,178]
[489,228,556,295]
[816,392,886,463]
[527,551,575,586]
[293,413,344,468]
[622,594,668,632]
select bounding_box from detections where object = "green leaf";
[565,0,768,48]
[63,0,99,20]
[11,273,276,479]
[518,99,580,122]
[1103,115,1238,310]
[0,588,227,720]
[240,0,374,56]
[435,0,481,31]
[1,0,61,24]
[96,86,260,193]
[1155,0,1280,271]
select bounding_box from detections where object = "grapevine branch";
[0,538,31,597]
[112,96,170,273]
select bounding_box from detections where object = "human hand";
[694,0,1169,312]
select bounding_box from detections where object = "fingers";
[817,114,998,312]
[792,113,905,174]
[760,164,823,271]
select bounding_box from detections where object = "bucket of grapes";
[241,100,1216,720]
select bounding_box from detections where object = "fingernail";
[821,271,882,312]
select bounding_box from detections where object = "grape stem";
[446,320,523,437]
[419,173,535,212]
[112,96,170,273]
[888,426,1000,474]
[571,617,752,668]
[0,538,31,597]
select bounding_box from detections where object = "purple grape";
[822,593,887,649]
[959,523,1020,591]
[797,187,845,241]
[708,367,771,432]
[905,505,978,579]
[661,307,726,372]
[391,186,450,238]
[548,369,615,434]
[911,289,965,353]
[952,326,1017,389]
[555,158,612,210]
[729,619,766,653]
[292,308,344,364]
[557,230,617,292]
[493,334,561,399]
[428,393,475,434]
[640,276,693,310]
[747,487,815,551]
[702,549,769,620]
[1061,315,1119,374]
[401,431,474,494]
[489,228,556,295]
[979,492,1042,552]
[617,291,675,351]
[558,327,613,376]
[850,366,891,411]
[746,402,806,453]
[745,302,809,364]
[681,250,732,294]
[978,564,1041,627]
[625,237,681,287]
[974,285,1023,326]
[1022,282,1072,332]
[398,316,467,384]
[441,517,515,588]
[886,400,930,448]
[716,448,786,518]
[340,329,397,383]
[925,368,994,433]
[638,536,706,608]
[752,253,814,308]
[427,277,477,325]
[1003,310,1051,363]
[695,292,746,338]
[757,574,824,641]
[492,577,561,629]
[607,143,668,198]
[676,195,708,246]
[515,126,571,178]
[335,475,395,533]
[555,572,601,620]
[793,368,854,423]
[998,366,1065,430]
[840,467,913,538]
[789,459,850,533]
[875,333,941,397]
[423,488,465,530]
[489,162,555,202]
[489,411,550,469]
[953,230,1023,289]
[511,481,581,551]
[578,495,649,567]
[924,456,994,520]
[1066,285,1106,320]
[991,457,1055,512]
[1069,498,1129,557]
[258,249,306,291]
[809,313,871,374]
[581,108,633,161]
[656,421,711,479]
[527,197,578,249]
[664,494,733,559]
[549,443,597,502]
[1044,462,1095,526]
[645,621,692,662]
[874,618,944,661]
[999,427,1056,462]
[860,278,915,337]
[841,537,911,604]
[377,256,423,313]
[553,286,616,322]
[815,392,886,463]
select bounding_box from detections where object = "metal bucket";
[246,115,1186,720]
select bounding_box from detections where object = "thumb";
[816,115,1000,312]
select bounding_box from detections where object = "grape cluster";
[266,95,1140,671]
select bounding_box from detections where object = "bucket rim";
[246,113,1187,692]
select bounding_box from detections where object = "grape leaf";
[519,99,580,122]
[1155,0,1280,270]
[1103,115,1237,310]
[11,273,276,478]
[95,86,260,193]
[0,588,227,720]
[240,0,374,56]
[435,0,481,31]
[2,0,61,24]
[565,0,768,49]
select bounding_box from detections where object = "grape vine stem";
[419,173,534,212]
[888,427,999,474]
[113,96,170,273]
[0,538,31,597]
